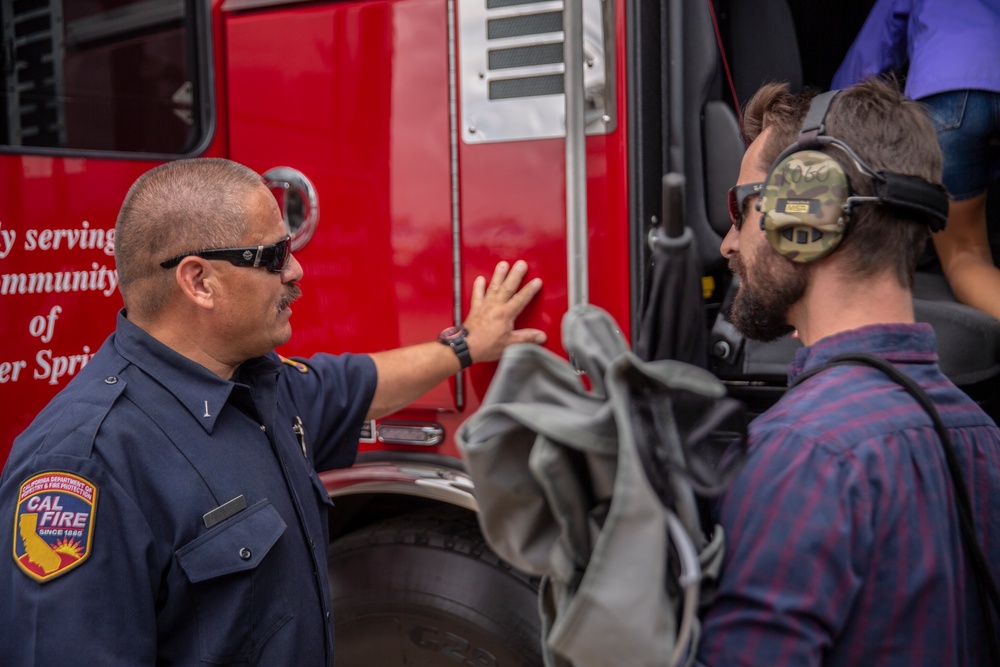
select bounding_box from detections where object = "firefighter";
[0,158,546,666]
[697,79,1000,665]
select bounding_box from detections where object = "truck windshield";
[1,0,204,155]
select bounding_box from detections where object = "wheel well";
[324,450,479,541]
[327,492,469,542]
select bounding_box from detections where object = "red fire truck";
[3,0,998,663]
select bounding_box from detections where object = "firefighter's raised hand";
[462,260,546,363]
[365,260,544,418]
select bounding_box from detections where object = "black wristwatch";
[438,325,473,370]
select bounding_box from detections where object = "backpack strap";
[792,353,1000,660]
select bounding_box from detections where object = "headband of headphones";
[757,89,949,263]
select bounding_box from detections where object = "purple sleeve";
[695,429,872,667]
[831,0,911,89]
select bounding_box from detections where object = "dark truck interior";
[633,0,1000,422]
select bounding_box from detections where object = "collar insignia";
[280,356,309,373]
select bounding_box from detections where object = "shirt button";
[310,539,316,548]
[326,612,331,622]
[260,424,267,432]
[239,547,252,560]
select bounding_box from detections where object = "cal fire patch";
[13,472,97,583]
[280,356,309,373]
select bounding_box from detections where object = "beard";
[728,244,808,342]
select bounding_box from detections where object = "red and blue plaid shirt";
[697,323,1000,666]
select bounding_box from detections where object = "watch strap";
[449,335,473,370]
[439,326,473,370]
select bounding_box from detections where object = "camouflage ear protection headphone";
[756,89,950,263]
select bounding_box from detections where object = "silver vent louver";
[458,0,615,143]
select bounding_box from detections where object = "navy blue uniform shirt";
[697,323,1000,666]
[1,311,377,666]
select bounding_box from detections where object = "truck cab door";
[222,0,457,411]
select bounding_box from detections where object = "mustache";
[728,253,744,278]
[279,284,302,310]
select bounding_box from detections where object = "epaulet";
[35,372,128,458]
[280,356,310,374]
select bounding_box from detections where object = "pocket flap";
[177,500,286,583]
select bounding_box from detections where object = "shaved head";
[114,158,265,318]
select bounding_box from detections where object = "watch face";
[439,325,466,342]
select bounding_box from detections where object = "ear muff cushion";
[759,150,850,263]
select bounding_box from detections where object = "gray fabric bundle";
[457,305,743,667]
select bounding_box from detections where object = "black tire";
[328,506,543,667]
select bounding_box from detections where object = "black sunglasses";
[160,236,292,273]
[728,182,764,231]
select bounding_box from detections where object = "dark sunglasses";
[727,181,764,230]
[160,236,292,273]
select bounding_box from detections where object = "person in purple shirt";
[832,0,1000,321]
[696,78,1000,665]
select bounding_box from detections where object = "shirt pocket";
[176,499,292,665]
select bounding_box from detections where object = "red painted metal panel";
[0,156,134,455]
[224,0,456,412]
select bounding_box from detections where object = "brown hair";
[114,158,264,318]
[741,77,944,288]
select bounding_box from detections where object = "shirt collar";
[788,322,938,386]
[112,310,283,433]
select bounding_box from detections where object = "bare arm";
[365,260,545,419]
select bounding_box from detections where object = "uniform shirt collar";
[112,310,283,433]
[788,322,938,386]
